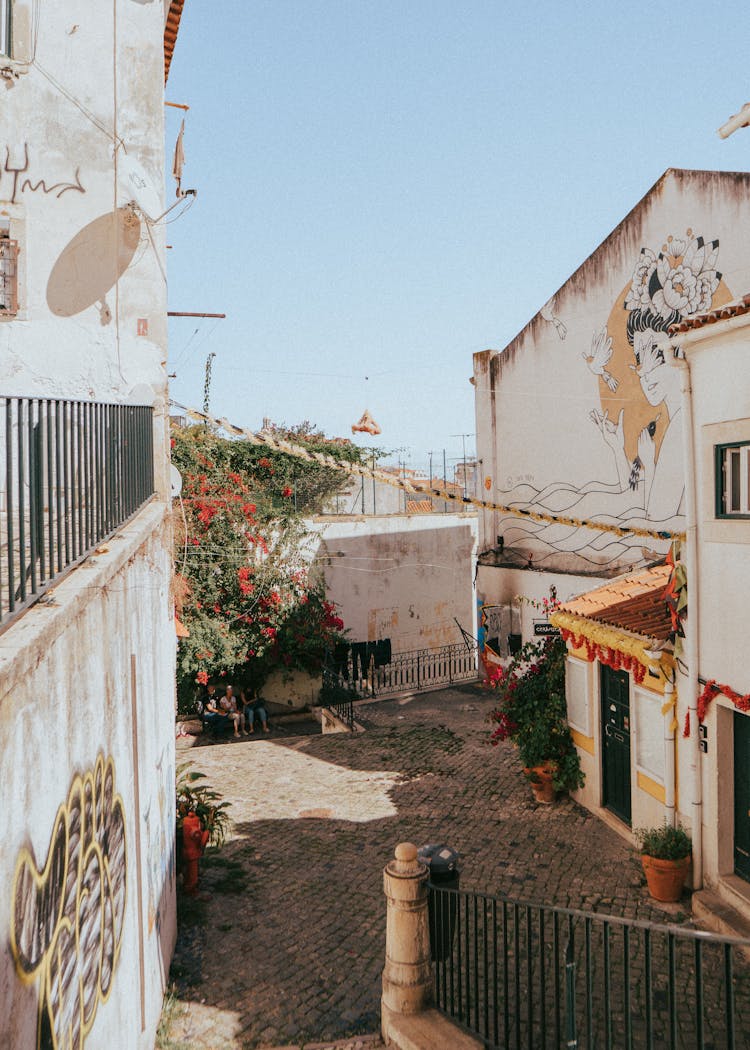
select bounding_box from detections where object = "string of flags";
[170,400,687,544]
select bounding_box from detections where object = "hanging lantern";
[351,409,381,435]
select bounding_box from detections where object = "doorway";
[734,710,750,882]
[601,665,632,824]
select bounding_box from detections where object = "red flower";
[196,670,209,686]
[282,486,293,498]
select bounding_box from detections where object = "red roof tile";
[164,0,185,84]
[669,293,750,335]
[557,564,672,641]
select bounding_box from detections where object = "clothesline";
[170,400,687,544]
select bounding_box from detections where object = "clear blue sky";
[164,1,750,474]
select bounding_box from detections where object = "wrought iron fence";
[429,883,750,1049]
[328,696,355,729]
[1,396,154,630]
[328,641,478,700]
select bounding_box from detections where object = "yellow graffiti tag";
[10,754,127,1050]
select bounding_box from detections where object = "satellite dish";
[170,465,183,498]
[118,153,162,221]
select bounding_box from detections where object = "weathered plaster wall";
[1,5,176,1047]
[0,504,176,1050]
[0,0,170,495]
[679,317,750,889]
[474,170,750,584]
[309,514,478,653]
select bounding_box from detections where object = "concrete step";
[384,1010,483,1050]
[692,887,750,945]
[264,1039,383,1050]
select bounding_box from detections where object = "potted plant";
[176,763,232,892]
[635,823,692,902]
[488,632,584,803]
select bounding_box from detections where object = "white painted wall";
[309,514,478,654]
[0,0,170,494]
[474,170,750,595]
[0,5,175,1047]
[678,315,750,891]
[0,506,176,1050]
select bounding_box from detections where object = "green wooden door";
[601,665,632,824]
[734,711,750,882]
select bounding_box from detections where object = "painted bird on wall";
[582,325,619,392]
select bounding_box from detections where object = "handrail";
[325,639,479,701]
[1,396,155,631]
[429,881,750,1049]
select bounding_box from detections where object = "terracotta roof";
[669,293,750,335]
[406,500,433,513]
[164,0,185,84]
[557,564,672,641]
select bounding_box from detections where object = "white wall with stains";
[1,3,176,1047]
[0,0,170,494]
[474,169,750,617]
[0,507,176,1049]
[309,513,478,654]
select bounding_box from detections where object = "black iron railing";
[1,396,154,630]
[329,697,355,729]
[429,883,750,1049]
[328,641,478,700]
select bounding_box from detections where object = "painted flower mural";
[625,234,720,320]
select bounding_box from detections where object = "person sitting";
[241,688,270,733]
[219,684,245,738]
[204,684,241,739]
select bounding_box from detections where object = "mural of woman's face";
[632,329,676,407]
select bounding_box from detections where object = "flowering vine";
[171,423,369,710]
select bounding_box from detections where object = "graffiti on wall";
[2,144,86,204]
[11,754,127,1050]
[144,747,175,937]
[498,231,733,571]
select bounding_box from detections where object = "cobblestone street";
[163,683,697,1049]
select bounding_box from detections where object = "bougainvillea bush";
[172,423,369,711]
[487,633,584,793]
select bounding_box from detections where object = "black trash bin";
[418,843,460,962]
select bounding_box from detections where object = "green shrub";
[635,823,692,860]
[487,633,584,793]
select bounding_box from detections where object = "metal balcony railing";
[1,396,154,631]
[429,883,750,1049]
[329,641,479,700]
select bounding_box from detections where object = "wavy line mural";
[11,754,127,1050]
[499,231,733,571]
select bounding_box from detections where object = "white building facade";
[473,169,750,641]
[0,3,179,1047]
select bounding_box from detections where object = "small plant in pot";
[635,823,692,902]
[176,763,231,894]
[488,632,584,803]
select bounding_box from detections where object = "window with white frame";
[565,656,590,736]
[0,0,11,58]
[0,221,19,317]
[716,442,750,518]
[633,686,665,782]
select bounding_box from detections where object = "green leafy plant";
[635,823,692,860]
[171,422,375,711]
[487,633,584,793]
[176,762,232,849]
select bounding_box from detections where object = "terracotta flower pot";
[523,762,556,805]
[641,854,691,902]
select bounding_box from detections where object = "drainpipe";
[673,351,702,889]
[662,676,676,828]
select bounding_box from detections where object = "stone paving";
[163,683,703,1049]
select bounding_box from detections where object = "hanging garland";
[557,627,648,684]
[683,679,750,737]
[171,400,687,544]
